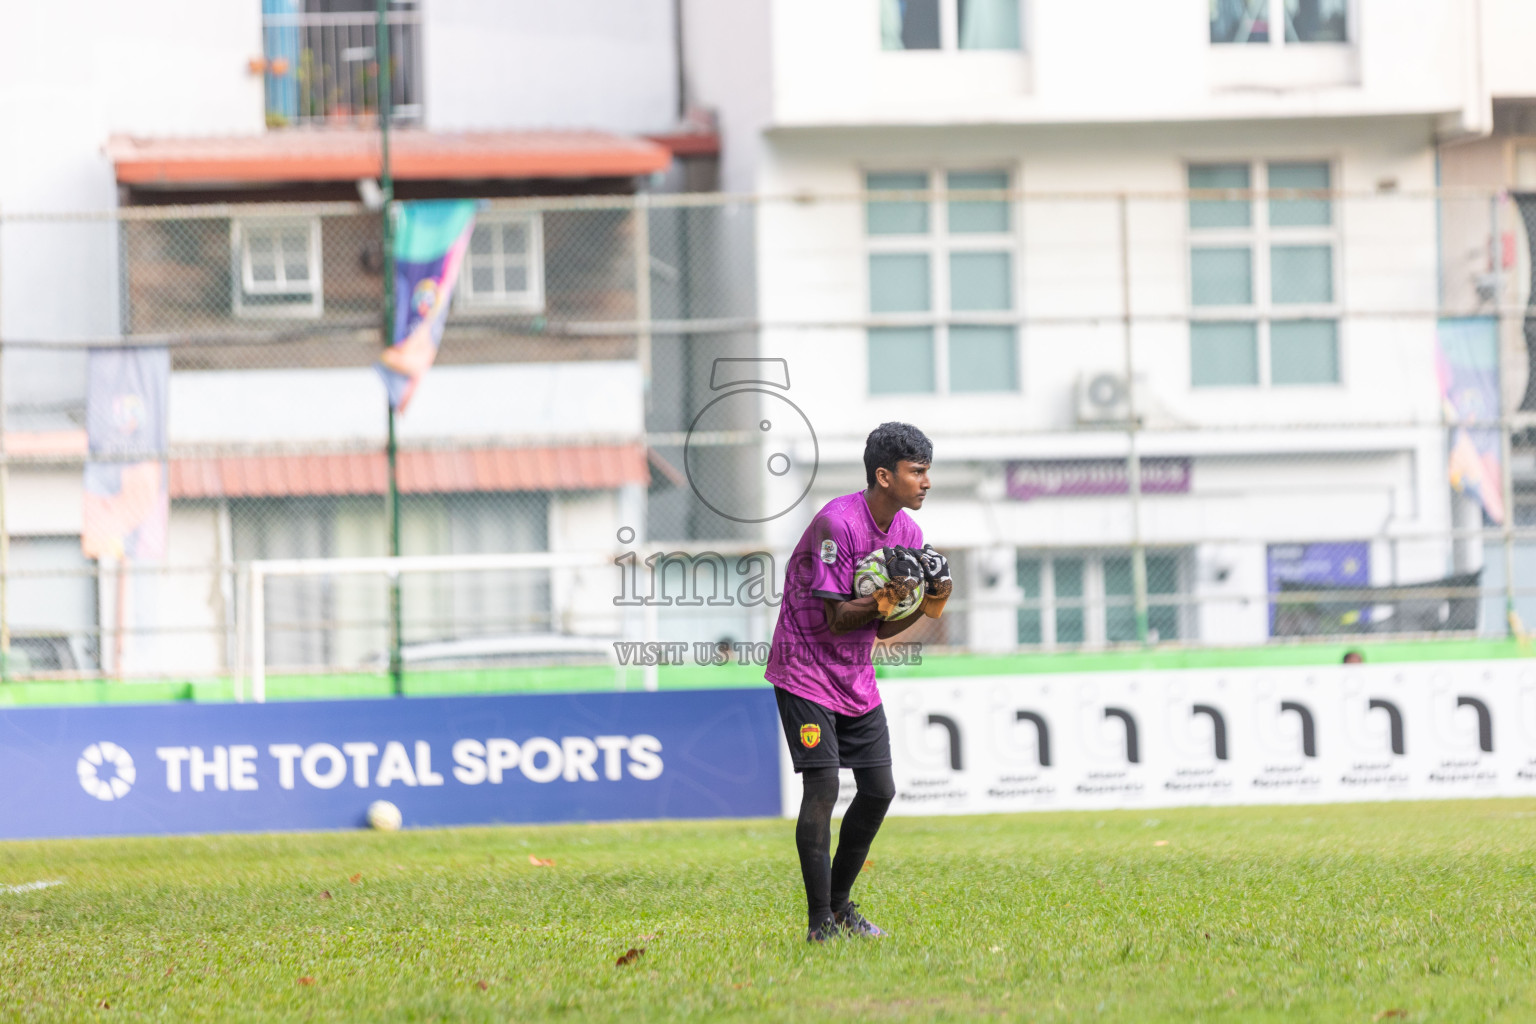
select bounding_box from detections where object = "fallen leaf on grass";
[732,981,753,989]
[349,873,362,884]
[615,947,645,967]
[1153,840,1169,847]
[1374,1011,1408,1021]
[298,977,315,986]
[319,891,331,900]
[528,855,555,868]
[163,967,174,977]
[475,980,488,991]
[864,859,874,868]
[96,1000,111,1010]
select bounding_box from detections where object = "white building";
[0,0,704,677]
[681,0,1536,651]
[6,0,1536,677]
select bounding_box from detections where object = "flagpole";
[378,0,403,697]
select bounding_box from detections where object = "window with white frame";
[1187,161,1340,388]
[232,217,322,318]
[458,212,545,312]
[865,169,1019,395]
[880,0,1021,51]
[1210,0,1347,45]
[1016,549,1189,647]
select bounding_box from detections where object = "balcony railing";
[261,3,423,128]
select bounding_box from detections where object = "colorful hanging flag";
[82,347,170,560]
[1436,317,1505,525]
[376,199,478,412]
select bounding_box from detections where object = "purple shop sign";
[1005,458,1192,501]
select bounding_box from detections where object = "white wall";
[152,503,227,676]
[740,119,1453,643]
[5,470,83,536]
[425,0,678,136]
[170,360,644,446]
[0,0,262,214]
[760,0,1477,130]
[1480,0,1536,99]
[0,0,263,353]
[549,490,624,637]
[753,121,1442,443]
[680,0,771,194]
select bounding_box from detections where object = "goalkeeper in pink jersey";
[765,422,953,942]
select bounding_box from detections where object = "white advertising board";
[779,661,1536,817]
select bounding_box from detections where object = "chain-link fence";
[0,185,1532,687]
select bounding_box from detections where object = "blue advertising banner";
[1266,541,1371,636]
[0,690,781,840]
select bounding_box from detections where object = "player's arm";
[810,517,898,636]
[823,547,923,636]
[822,596,882,636]
[875,610,923,640]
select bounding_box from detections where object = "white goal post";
[238,551,641,703]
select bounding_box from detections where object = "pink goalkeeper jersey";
[765,492,924,716]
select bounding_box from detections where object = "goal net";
[236,551,632,702]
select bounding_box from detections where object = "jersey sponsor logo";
[820,539,837,565]
[799,723,822,749]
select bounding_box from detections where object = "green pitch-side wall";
[0,637,1530,708]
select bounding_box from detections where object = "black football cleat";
[834,902,888,938]
[806,915,841,943]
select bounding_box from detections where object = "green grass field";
[3,801,1535,1022]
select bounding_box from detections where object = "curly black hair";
[864,422,933,488]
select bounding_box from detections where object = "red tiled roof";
[170,445,648,498]
[107,130,672,186]
[645,131,721,158]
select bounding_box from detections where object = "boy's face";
[879,459,931,509]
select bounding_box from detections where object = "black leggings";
[795,765,896,926]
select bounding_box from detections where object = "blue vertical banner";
[82,346,170,676]
[1437,317,1504,524]
[82,347,169,562]
[376,200,479,413]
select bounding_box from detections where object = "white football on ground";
[366,799,403,831]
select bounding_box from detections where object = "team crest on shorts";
[820,540,837,564]
[799,723,822,748]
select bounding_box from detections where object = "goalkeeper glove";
[917,543,952,618]
[873,546,923,617]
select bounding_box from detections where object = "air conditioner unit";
[1074,371,1145,427]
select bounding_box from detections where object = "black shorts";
[774,686,892,772]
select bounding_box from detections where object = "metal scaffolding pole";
[0,202,8,678]
[1119,194,1150,645]
[378,0,403,696]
